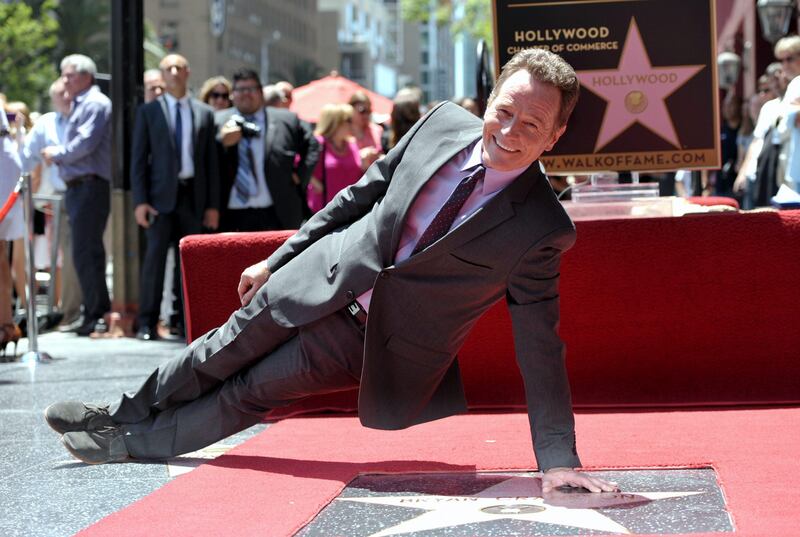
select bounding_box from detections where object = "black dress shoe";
[93,318,109,334]
[168,322,185,339]
[135,326,159,341]
[76,318,108,337]
[75,318,99,337]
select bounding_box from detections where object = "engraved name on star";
[337,475,703,536]
[576,17,705,152]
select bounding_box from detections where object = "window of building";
[159,21,179,51]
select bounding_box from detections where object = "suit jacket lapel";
[157,96,176,153]
[189,99,201,163]
[388,127,481,257]
[397,161,542,269]
[262,107,276,174]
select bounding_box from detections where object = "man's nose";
[501,116,520,136]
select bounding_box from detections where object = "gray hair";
[143,68,162,80]
[262,84,286,107]
[488,48,579,129]
[766,62,783,77]
[60,54,97,76]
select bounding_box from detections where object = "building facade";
[144,0,322,88]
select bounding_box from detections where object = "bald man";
[130,54,220,340]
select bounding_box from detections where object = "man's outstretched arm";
[507,228,618,492]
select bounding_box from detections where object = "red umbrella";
[290,72,393,123]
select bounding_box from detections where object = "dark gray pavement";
[0,331,266,537]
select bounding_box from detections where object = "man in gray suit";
[46,49,616,494]
[130,54,220,341]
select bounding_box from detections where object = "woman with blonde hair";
[198,76,232,111]
[306,103,363,213]
[348,91,383,168]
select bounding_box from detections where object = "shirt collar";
[164,92,189,108]
[462,139,529,196]
[73,85,95,105]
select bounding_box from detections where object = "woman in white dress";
[0,96,25,355]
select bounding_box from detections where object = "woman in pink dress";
[306,104,364,213]
[348,91,384,169]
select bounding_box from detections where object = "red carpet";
[78,407,799,537]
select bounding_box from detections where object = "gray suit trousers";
[109,287,365,459]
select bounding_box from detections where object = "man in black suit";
[130,54,220,341]
[215,69,319,231]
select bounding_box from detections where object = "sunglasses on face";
[779,53,800,64]
[233,86,260,94]
[210,92,229,99]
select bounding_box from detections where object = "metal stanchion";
[21,174,51,363]
[32,193,64,319]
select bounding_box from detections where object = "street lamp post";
[261,30,281,84]
[757,0,796,43]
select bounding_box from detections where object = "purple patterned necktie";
[411,164,486,255]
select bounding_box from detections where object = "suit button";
[379,271,389,279]
[345,290,354,300]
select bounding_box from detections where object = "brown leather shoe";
[61,428,130,465]
[44,402,114,435]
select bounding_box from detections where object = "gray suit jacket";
[130,96,219,217]
[265,102,580,471]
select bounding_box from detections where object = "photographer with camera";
[215,68,319,232]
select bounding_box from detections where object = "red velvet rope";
[0,176,24,223]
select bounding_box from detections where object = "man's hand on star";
[542,467,619,494]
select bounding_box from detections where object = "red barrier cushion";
[181,210,800,413]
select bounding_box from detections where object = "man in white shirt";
[19,79,82,327]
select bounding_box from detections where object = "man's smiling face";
[481,69,566,171]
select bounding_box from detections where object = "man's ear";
[544,124,567,152]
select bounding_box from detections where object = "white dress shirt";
[20,111,67,192]
[163,93,194,179]
[226,109,275,209]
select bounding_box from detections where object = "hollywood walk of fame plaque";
[492,0,720,173]
[296,469,733,536]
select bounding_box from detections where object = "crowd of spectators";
[729,35,800,208]
[24,39,782,344]
[0,50,484,345]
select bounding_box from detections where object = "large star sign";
[338,474,702,536]
[576,17,705,152]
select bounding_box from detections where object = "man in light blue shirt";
[41,54,112,336]
[20,79,82,327]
